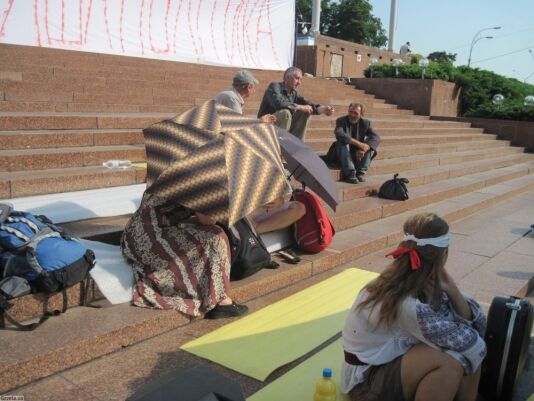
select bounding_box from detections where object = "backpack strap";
[0,215,45,248]
[298,192,328,244]
[0,203,13,224]
[0,224,32,243]
[0,293,55,331]
[24,230,62,275]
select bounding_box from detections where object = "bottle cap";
[322,368,332,378]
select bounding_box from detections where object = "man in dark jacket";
[334,103,381,184]
[257,67,334,140]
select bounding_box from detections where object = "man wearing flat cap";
[213,70,276,123]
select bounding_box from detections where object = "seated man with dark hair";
[257,67,334,140]
[335,103,381,184]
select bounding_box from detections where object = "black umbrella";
[277,129,338,211]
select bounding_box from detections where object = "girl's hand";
[439,268,458,296]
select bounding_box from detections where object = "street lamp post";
[393,58,403,77]
[467,26,501,67]
[369,56,379,78]
[419,58,429,79]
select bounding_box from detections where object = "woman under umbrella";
[121,101,291,319]
[121,195,247,319]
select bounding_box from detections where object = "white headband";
[404,233,450,248]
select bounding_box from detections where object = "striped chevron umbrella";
[143,100,291,226]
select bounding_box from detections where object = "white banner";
[0,0,295,70]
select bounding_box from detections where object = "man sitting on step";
[334,103,381,184]
[257,67,335,140]
[212,69,276,123]
[213,70,305,240]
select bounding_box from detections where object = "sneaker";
[204,302,249,319]
[342,172,359,184]
[356,174,366,182]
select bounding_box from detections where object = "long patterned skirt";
[121,194,231,317]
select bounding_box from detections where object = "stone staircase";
[1,43,534,395]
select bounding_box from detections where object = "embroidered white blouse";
[341,288,487,394]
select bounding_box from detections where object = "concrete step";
[2,172,533,394]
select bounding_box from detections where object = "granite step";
[2,172,534,394]
[0,112,472,131]
[307,117,473,129]
[0,166,147,199]
[0,145,146,172]
[7,157,534,323]
[330,162,534,231]
[338,155,534,202]
[305,137,509,154]
[351,146,526,178]
[0,79,379,102]
[0,134,509,171]
[0,129,144,150]
[0,145,525,198]
[305,127,484,140]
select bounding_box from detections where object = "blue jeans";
[335,142,375,177]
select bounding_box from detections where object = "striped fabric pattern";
[143,101,290,226]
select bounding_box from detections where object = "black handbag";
[224,217,278,281]
[378,173,409,201]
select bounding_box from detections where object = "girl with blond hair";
[342,213,486,401]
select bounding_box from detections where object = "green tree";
[296,0,332,33]
[427,51,457,64]
[296,0,387,47]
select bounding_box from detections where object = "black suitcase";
[479,296,533,401]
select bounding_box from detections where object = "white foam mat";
[82,239,135,305]
[1,184,145,223]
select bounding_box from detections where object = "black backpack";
[224,217,278,281]
[378,173,409,201]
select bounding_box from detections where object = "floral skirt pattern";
[121,194,231,317]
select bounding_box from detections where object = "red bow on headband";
[386,247,421,270]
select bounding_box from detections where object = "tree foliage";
[363,61,534,120]
[427,51,457,64]
[296,0,387,47]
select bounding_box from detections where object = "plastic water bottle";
[102,160,132,169]
[313,368,337,401]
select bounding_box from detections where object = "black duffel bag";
[378,173,409,201]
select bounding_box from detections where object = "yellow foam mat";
[248,339,349,401]
[181,268,377,381]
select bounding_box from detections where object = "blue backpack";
[0,203,95,330]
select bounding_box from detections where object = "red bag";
[293,191,335,253]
